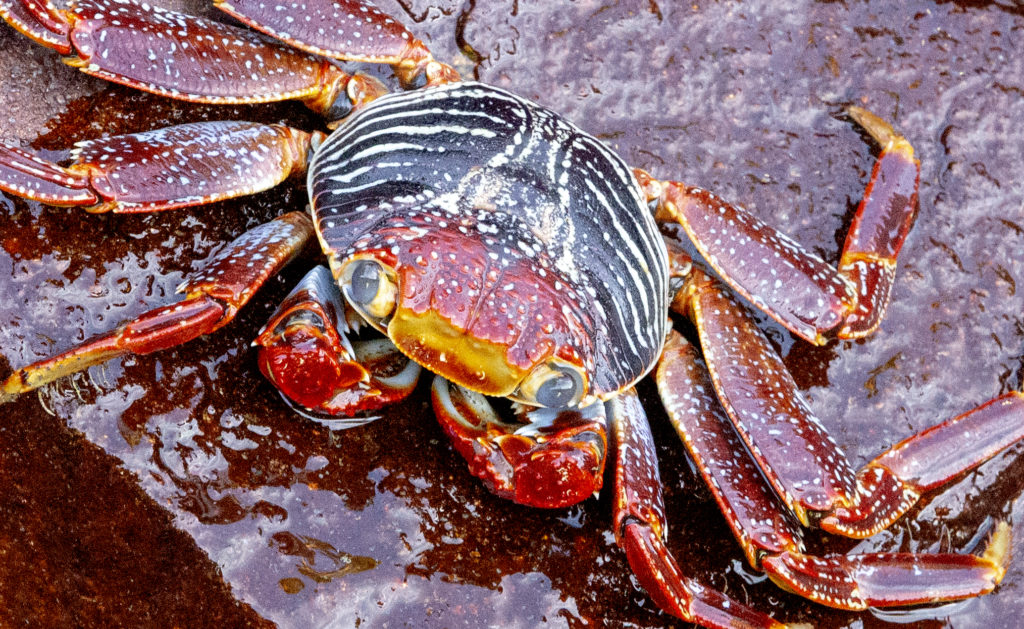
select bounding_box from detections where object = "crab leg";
[0,0,389,118]
[0,212,313,402]
[430,377,608,509]
[214,0,460,87]
[0,122,320,212]
[255,265,420,418]
[637,106,919,345]
[821,389,1024,537]
[761,531,1010,610]
[656,328,1012,610]
[676,254,1024,533]
[679,261,859,522]
[835,107,919,338]
[655,328,805,567]
[0,0,66,51]
[608,389,793,628]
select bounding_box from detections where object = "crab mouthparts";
[387,306,529,397]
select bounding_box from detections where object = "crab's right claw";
[255,266,420,418]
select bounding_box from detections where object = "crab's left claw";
[609,390,800,629]
[431,377,607,509]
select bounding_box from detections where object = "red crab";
[1,1,1023,627]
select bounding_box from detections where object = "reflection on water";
[1,1,1023,628]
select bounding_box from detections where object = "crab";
[1,1,1023,627]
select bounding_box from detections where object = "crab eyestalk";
[340,257,399,325]
[513,360,588,409]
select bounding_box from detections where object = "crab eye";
[341,258,398,321]
[517,361,587,409]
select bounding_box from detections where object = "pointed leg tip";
[848,106,896,141]
[1,373,28,404]
[847,106,915,158]
[982,520,1013,583]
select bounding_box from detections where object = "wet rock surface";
[1,1,1023,627]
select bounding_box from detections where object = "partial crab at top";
[1,0,1023,627]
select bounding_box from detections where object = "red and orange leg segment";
[0,122,321,212]
[837,106,920,338]
[431,377,607,509]
[0,0,67,52]
[656,329,805,568]
[0,212,313,402]
[761,532,1010,611]
[676,261,859,523]
[637,106,920,345]
[821,389,1024,538]
[655,328,1012,610]
[213,0,460,87]
[673,245,1024,531]
[609,389,794,629]
[255,266,420,419]
[0,0,390,118]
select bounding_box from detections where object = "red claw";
[258,328,367,411]
[255,266,420,417]
[496,430,606,509]
[431,377,607,509]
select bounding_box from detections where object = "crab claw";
[255,266,420,417]
[431,377,607,509]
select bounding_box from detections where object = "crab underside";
[1,1,1023,627]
